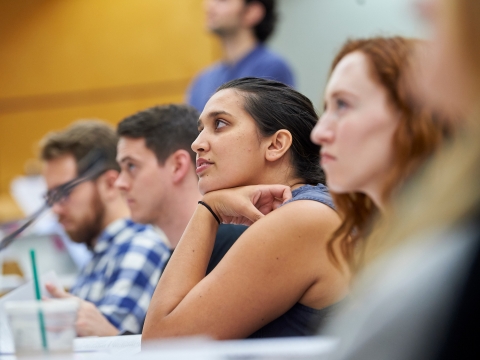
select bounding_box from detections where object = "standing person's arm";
[142,185,346,340]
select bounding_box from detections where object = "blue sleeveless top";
[248,183,339,338]
[283,183,335,210]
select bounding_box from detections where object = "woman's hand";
[203,185,292,226]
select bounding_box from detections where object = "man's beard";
[211,26,237,39]
[64,192,106,251]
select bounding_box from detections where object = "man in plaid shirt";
[40,121,170,336]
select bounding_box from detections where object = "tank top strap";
[282,183,335,211]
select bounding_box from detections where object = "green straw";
[30,249,48,351]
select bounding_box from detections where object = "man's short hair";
[246,0,277,43]
[117,104,199,165]
[40,120,120,174]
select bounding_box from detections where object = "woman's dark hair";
[245,0,277,43]
[217,77,325,185]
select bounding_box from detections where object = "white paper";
[74,334,142,355]
[129,336,336,360]
[0,271,61,354]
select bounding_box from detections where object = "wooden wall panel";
[0,0,221,197]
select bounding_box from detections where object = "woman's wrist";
[198,192,222,226]
[198,200,221,224]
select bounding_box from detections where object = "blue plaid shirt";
[70,218,170,334]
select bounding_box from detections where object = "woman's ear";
[265,130,293,162]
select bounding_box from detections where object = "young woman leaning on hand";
[142,77,350,340]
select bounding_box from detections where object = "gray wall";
[268,0,427,109]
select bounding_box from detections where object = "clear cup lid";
[4,299,79,314]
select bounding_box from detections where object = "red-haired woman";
[310,37,453,269]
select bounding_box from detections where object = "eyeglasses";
[43,172,95,206]
[44,187,72,206]
[0,149,108,251]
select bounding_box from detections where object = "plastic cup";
[5,299,79,354]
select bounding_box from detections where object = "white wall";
[269,0,427,108]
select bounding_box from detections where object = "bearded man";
[40,120,170,337]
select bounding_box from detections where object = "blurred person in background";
[187,0,295,112]
[10,158,91,270]
[314,1,480,358]
[143,78,349,340]
[310,36,453,272]
[115,104,246,275]
[40,121,170,337]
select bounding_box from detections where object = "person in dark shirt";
[143,78,350,340]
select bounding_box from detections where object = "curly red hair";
[326,37,454,270]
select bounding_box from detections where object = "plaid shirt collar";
[93,218,133,254]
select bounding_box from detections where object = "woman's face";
[310,51,399,203]
[192,88,269,194]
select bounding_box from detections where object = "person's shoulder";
[223,196,339,272]
[286,184,335,210]
[252,46,295,86]
[269,184,338,233]
[111,220,170,256]
[188,61,226,110]
[132,222,167,240]
[248,194,339,244]
[257,45,286,60]
[192,62,224,84]
[130,224,170,252]
[277,196,338,227]
[255,46,290,67]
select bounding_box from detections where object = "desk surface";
[0,335,338,360]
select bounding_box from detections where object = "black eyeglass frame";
[43,167,106,207]
[0,150,108,251]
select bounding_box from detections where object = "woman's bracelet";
[198,201,221,225]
